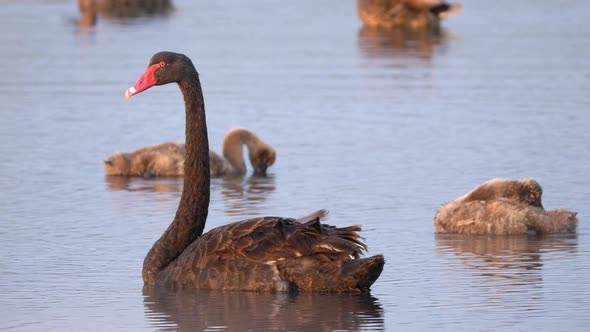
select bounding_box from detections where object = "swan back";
[104,142,185,177]
[435,200,531,235]
[457,178,543,208]
[208,150,234,177]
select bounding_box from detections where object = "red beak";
[125,63,161,99]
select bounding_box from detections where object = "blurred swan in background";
[78,0,173,26]
[357,0,462,29]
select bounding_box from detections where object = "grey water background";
[1,0,589,330]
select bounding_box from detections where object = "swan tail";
[300,218,367,258]
[340,254,385,291]
[278,254,385,293]
[430,3,462,19]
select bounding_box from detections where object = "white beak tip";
[125,87,136,100]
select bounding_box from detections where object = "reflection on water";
[214,175,276,217]
[143,287,384,331]
[357,25,449,60]
[105,176,183,193]
[435,234,578,314]
[3,0,590,330]
[105,175,276,217]
[435,233,578,271]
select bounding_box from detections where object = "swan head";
[250,144,276,175]
[126,51,193,99]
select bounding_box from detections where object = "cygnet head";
[249,144,276,175]
[515,178,544,208]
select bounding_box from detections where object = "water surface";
[1,0,589,331]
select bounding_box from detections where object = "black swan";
[434,178,578,235]
[104,128,275,177]
[125,51,384,291]
[356,0,462,29]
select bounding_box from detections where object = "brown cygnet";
[434,178,578,235]
[104,128,276,178]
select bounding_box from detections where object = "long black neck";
[143,67,210,286]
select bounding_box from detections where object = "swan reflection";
[214,174,277,217]
[105,175,183,194]
[435,234,578,306]
[358,25,449,61]
[143,287,384,331]
[105,174,276,217]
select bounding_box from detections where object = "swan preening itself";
[357,0,462,29]
[104,128,276,178]
[126,51,384,292]
[434,178,578,235]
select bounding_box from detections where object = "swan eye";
[159,61,166,67]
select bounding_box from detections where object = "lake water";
[1,0,589,331]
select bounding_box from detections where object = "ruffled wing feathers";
[197,210,367,264]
